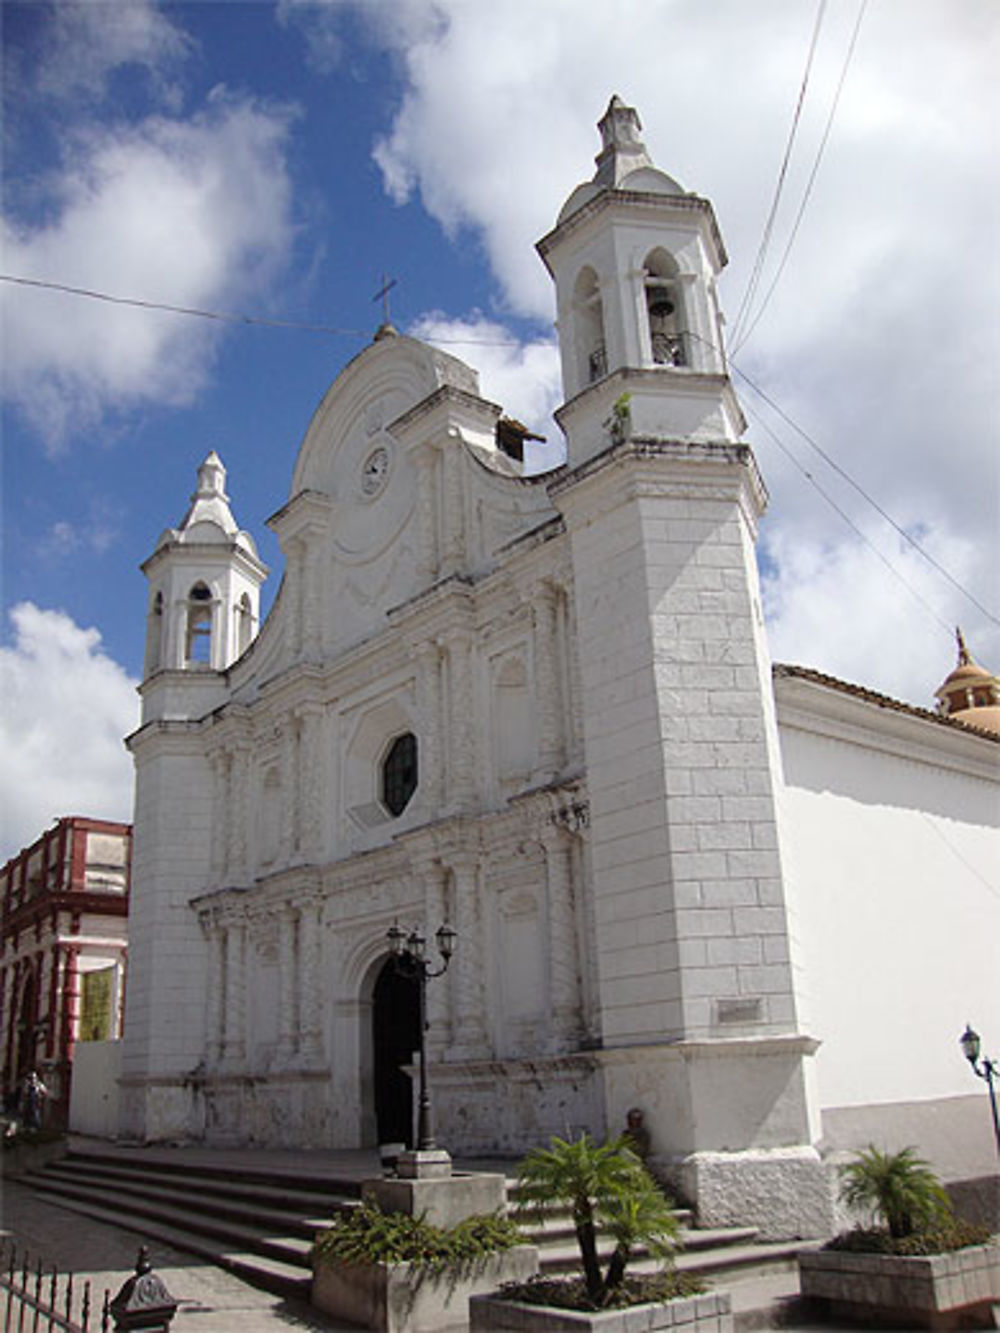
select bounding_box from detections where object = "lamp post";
[959,1024,1000,1155]
[386,921,456,1152]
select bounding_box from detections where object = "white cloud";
[342,0,998,702]
[409,312,563,465]
[35,0,192,102]
[0,603,139,861]
[1,91,297,448]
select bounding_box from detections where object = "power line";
[730,0,828,349]
[733,0,869,355]
[729,353,999,626]
[4,270,994,629]
[743,398,954,637]
[0,273,529,348]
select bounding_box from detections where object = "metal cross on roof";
[373,273,398,325]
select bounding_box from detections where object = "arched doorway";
[372,956,420,1147]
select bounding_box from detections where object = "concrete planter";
[799,1241,1000,1329]
[469,1289,733,1332]
[312,1244,539,1332]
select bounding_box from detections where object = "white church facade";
[120,100,999,1238]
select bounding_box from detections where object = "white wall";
[70,1040,121,1138]
[775,695,999,1125]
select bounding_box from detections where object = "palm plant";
[839,1145,952,1239]
[516,1133,679,1306]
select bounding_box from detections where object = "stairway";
[17,1146,812,1323]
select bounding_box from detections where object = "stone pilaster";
[279,715,299,862]
[277,906,300,1061]
[445,852,488,1059]
[443,629,476,814]
[412,447,440,583]
[531,579,565,779]
[419,856,452,1056]
[205,922,225,1066]
[222,918,246,1066]
[296,704,325,862]
[298,899,324,1064]
[540,821,582,1050]
[228,744,251,885]
[415,641,445,815]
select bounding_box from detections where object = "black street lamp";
[386,921,456,1152]
[959,1024,1000,1155]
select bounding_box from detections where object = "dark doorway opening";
[372,956,420,1148]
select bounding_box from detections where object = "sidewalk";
[1,1177,355,1330]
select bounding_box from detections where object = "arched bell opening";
[573,266,607,386]
[643,248,686,367]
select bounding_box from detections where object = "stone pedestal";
[365,1168,507,1231]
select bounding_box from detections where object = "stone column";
[531,579,565,779]
[415,642,444,815]
[541,821,583,1050]
[446,853,488,1059]
[277,906,300,1062]
[222,919,246,1067]
[443,629,476,815]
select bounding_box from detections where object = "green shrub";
[312,1203,522,1277]
[827,1218,992,1256]
[499,1271,705,1313]
[839,1146,952,1239]
[515,1134,679,1307]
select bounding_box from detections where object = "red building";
[1,818,130,1126]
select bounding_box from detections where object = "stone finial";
[594,95,653,187]
[956,626,971,666]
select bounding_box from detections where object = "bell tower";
[140,452,267,710]
[544,100,830,1239]
[537,96,743,465]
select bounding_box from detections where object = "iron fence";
[0,1241,111,1332]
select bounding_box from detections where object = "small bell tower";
[537,96,743,464]
[140,452,267,690]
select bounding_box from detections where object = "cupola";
[934,629,1000,736]
[537,96,744,465]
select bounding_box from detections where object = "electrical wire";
[733,0,869,355]
[0,273,528,348]
[3,271,995,629]
[744,399,955,637]
[728,353,999,626]
[730,0,828,350]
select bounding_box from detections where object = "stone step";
[15,1188,312,1301]
[56,1147,363,1199]
[22,1150,809,1314]
[27,1171,314,1272]
[37,1160,351,1239]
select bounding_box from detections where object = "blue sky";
[2,0,998,857]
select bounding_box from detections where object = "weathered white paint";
[69,1040,121,1139]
